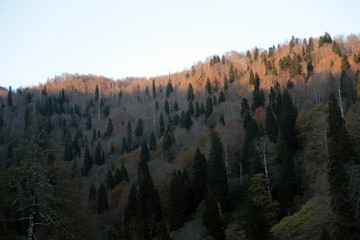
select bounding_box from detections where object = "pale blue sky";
[0,0,358,89]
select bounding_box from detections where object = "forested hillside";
[1,33,360,240]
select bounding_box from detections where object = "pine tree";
[220,114,225,125]
[332,41,342,57]
[223,75,229,91]
[195,101,201,119]
[327,93,357,239]
[106,118,113,136]
[145,85,150,97]
[207,132,228,211]
[265,106,278,143]
[192,148,207,208]
[120,164,129,181]
[279,89,297,150]
[202,195,225,240]
[95,141,102,165]
[245,174,278,240]
[205,96,213,119]
[95,84,99,101]
[64,137,73,161]
[187,83,195,102]
[134,118,143,137]
[173,101,179,111]
[106,170,114,190]
[218,91,225,104]
[89,182,96,201]
[206,78,212,95]
[341,55,350,72]
[140,140,150,162]
[126,122,132,151]
[152,79,157,99]
[149,131,157,151]
[159,113,165,136]
[113,167,122,185]
[97,183,108,214]
[229,63,236,83]
[166,79,174,97]
[83,146,92,176]
[121,137,128,153]
[86,113,92,130]
[183,111,193,130]
[187,101,194,116]
[124,183,137,225]
[164,99,170,114]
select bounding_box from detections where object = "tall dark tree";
[207,132,228,211]
[265,106,278,143]
[106,170,114,190]
[166,79,174,97]
[140,140,150,162]
[279,89,297,150]
[145,85,150,97]
[127,121,132,150]
[95,141,103,165]
[134,118,144,137]
[173,101,179,111]
[83,146,93,176]
[202,195,225,240]
[149,131,157,151]
[164,99,170,114]
[229,63,236,83]
[106,117,113,136]
[195,101,201,119]
[121,137,128,154]
[218,91,225,104]
[64,137,73,161]
[206,78,212,94]
[159,113,165,136]
[95,84,99,101]
[327,93,357,239]
[97,183,108,214]
[86,113,92,130]
[152,79,157,99]
[192,148,207,208]
[187,83,195,102]
[124,183,137,226]
[205,96,213,119]
[223,75,229,91]
[7,86,12,107]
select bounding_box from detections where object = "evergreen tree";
[207,132,228,211]
[162,131,173,151]
[357,70,360,99]
[159,113,165,136]
[95,141,103,165]
[213,95,218,105]
[206,78,212,94]
[187,101,194,116]
[7,86,12,107]
[89,182,96,201]
[64,137,73,161]
[341,55,350,72]
[121,137,128,153]
[140,140,150,162]
[249,70,255,85]
[113,167,122,185]
[195,101,201,119]
[134,118,144,137]
[202,195,225,240]
[145,85,150,97]
[279,89,297,150]
[164,99,170,114]
[218,91,225,104]
[245,174,278,240]
[241,98,250,117]
[106,170,114,190]
[332,41,342,57]
[149,131,157,151]
[106,117,113,136]
[83,145,92,176]
[223,75,229,91]
[265,106,278,143]
[86,113,92,130]
[95,84,99,101]
[183,111,193,130]
[127,121,132,150]
[327,93,357,239]
[166,79,174,97]
[229,63,236,83]
[120,164,129,181]
[97,183,108,214]
[124,183,137,225]
[220,114,225,125]
[152,79,157,99]
[168,170,191,231]
[173,101,179,111]
[187,83,195,102]
[192,148,207,208]
[205,96,213,119]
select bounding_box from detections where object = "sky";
[0,0,359,89]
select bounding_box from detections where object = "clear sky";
[0,0,359,89]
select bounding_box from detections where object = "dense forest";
[1,33,360,240]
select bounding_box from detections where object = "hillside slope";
[1,33,360,239]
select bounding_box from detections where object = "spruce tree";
[124,183,137,225]
[207,132,228,211]
[192,148,207,208]
[64,137,73,161]
[120,164,129,181]
[127,121,132,150]
[83,146,92,176]
[95,84,99,101]
[195,101,201,119]
[140,140,150,162]
[97,183,108,214]
[89,182,96,201]
[223,75,229,91]
[205,96,213,119]
[202,195,225,240]
[113,167,122,185]
[106,170,114,190]
[135,118,144,137]
[149,131,157,151]
[206,78,212,94]
[152,79,157,99]
[121,137,128,153]
[265,106,278,143]
[327,93,357,239]
[106,117,113,136]
[95,141,102,165]
[279,89,297,150]
[173,101,179,111]
[159,113,165,136]
[187,83,195,102]
[218,91,225,104]
[164,99,170,114]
